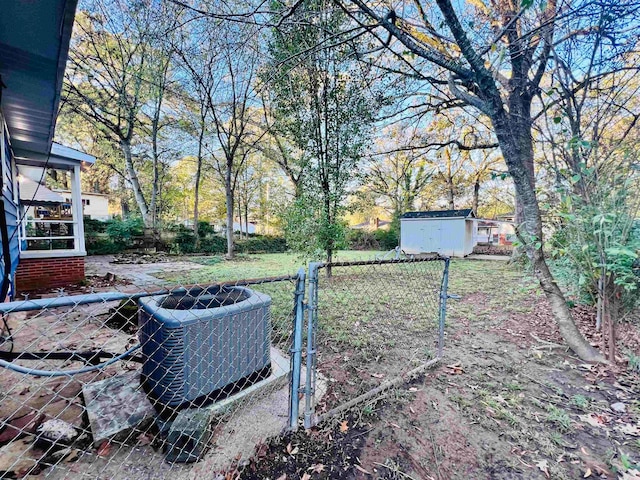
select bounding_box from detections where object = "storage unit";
[400,209,476,257]
[138,286,272,409]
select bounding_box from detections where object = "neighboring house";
[400,209,476,257]
[474,213,516,246]
[212,221,257,235]
[57,190,112,221]
[0,0,96,293]
[476,220,497,244]
[352,217,391,231]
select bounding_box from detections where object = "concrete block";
[165,409,211,464]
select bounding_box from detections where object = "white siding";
[400,217,474,257]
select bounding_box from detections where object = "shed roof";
[400,209,475,219]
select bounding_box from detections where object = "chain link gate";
[299,256,451,429]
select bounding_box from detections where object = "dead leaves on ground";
[285,442,299,456]
[445,363,464,375]
[274,463,326,480]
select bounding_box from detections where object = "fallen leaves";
[285,443,299,456]
[579,413,610,428]
[354,464,372,475]
[616,423,640,436]
[535,459,550,478]
[339,421,349,433]
[307,464,325,473]
[96,441,111,457]
[445,363,464,375]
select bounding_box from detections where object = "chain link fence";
[0,256,449,478]
[0,274,302,479]
[302,257,450,428]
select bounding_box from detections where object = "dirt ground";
[236,260,640,480]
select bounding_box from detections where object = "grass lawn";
[158,250,386,284]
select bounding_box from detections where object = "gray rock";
[611,402,626,413]
[37,419,79,445]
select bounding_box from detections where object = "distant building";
[351,217,391,231]
[400,209,476,257]
[57,190,112,221]
[212,220,257,235]
[475,213,516,246]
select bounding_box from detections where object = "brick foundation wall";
[16,256,85,292]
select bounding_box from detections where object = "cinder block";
[165,409,211,463]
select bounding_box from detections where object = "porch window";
[17,165,86,256]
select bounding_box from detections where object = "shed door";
[422,220,442,253]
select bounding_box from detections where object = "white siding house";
[400,209,476,257]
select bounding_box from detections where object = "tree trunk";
[491,112,605,363]
[225,164,235,258]
[193,122,205,250]
[120,140,152,227]
[472,176,480,216]
[238,197,244,240]
[245,202,249,238]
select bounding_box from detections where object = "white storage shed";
[400,209,476,257]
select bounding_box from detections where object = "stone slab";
[82,372,155,445]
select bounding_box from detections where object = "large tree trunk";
[491,111,605,363]
[121,140,153,228]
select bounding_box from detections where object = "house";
[0,0,96,293]
[400,209,476,257]
[57,189,113,221]
[351,217,391,231]
[212,220,257,235]
[474,213,516,246]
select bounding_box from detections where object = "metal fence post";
[438,257,450,358]
[288,268,306,431]
[303,262,321,429]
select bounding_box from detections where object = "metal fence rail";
[0,274,302,479]
[302,257,450,429]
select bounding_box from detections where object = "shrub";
[374,228,399,251]
[201,235,227,254]
[236,236,288,254]
[86,238,121,255]
[346,229,379,250]
[196,221,215,238]
[106,217,145,247]
[84,218,108,234]
[173,226,197,254]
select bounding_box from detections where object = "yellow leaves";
[467,0,490,15]
[397,19,459,58]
